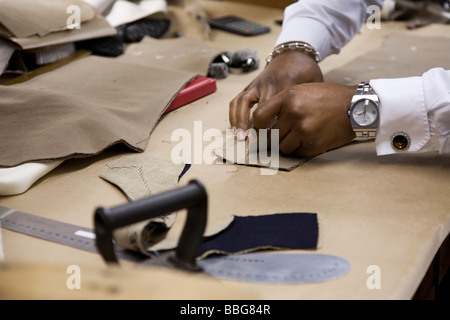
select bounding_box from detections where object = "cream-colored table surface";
[1,1,449,300]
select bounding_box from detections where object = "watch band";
[356,81,376,96]
[352,82,378,140]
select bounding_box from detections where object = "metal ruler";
[0,205,143,262]
[0,205,350,284]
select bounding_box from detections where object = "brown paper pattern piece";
[213,130,308,172]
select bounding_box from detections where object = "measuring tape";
[0,205,350,284]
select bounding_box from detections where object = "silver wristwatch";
[348,82,379,141]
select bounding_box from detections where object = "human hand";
[229,50,323,139]
[252,82,358,158]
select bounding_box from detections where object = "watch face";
[351,99,378,127]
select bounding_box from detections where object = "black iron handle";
[94,179,207,272]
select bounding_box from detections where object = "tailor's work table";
[0,1,449,300]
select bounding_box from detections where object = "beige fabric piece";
[100,155,185,201]
[324,33,450,84]
[100,155,186,254]
[0,36,222,168]
[119,36,222,75]
[0,0,95,38]
[0,55,197,167]
[0,0,116,50]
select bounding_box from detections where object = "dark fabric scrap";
[178,164,191,182]
[197,212,319,257]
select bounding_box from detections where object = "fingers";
[255,87,308,156]
[258,83,278,106]
[229,87,259,133]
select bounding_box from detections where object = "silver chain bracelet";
[266,41,321,64]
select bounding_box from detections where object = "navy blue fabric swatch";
[178,164,191,182]
[197,212,318,257]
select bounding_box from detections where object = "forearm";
[276,0,384,60]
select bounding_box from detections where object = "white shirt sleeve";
[276,0,384,59]
[370,68,450,155]
[276,1,449,156]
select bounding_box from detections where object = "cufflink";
[390,131,411,151]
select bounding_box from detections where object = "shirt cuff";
[370,77,430,155]
[275,17,335,61]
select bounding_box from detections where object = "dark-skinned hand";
[252,82,358,158]
[229,50,323,139]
